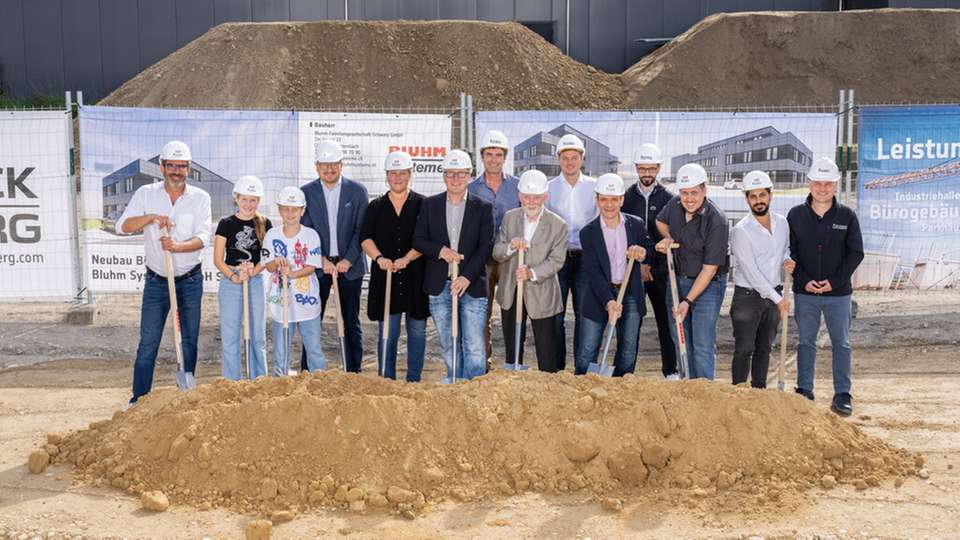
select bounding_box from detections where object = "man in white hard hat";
[301,139,370,373]
[468,130,521,369]
[116,140,212,403]
[729,170,795,388]
[655,163,729,380]
[622,143,679,380]
[576,173,653,376]
[546,133,598,371]
[787,157,863,416]
[414,149,495,382]
[491,169,567,372]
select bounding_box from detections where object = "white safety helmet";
[632,143,663,165]
[233,175,265,197]
[556,134,586,156]
[675,163,708,189]
[807,157,841,182]
[384,150,414,171]
[315,140,344,163]
[277,186,306,207]
[479,130,510,153]
[518,170,549,195]
[442,149,473,172]
[160,140,192,162]
[742,170,773,191]
[595,173,625,196]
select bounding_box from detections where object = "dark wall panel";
[291,0,329,19]
[589,0,626,73]
[0,0,28,96]
[363,0,399,19]
[214,0,253,23]
[737,0,776,10]
[138,0,177,69]
[177,0,216,46]
[516,0,552,20]
[22,0,64,95]
[400,0,440,19]
[99,0,140,96]
[663,0,702,37]
[477,0,514,21]
[252,0,290,21]
[438,0,475,19]
[567,0,590,64]
[626,0,664,68]
[62,0,104,97]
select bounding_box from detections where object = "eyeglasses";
[163,163,190,171]
[444,172,470,179]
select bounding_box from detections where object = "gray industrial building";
[513,124,617,178]
[670,126,814,186]
[102,157,234,232]
[0,0,943,101]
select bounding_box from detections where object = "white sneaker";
[665,373,681,381]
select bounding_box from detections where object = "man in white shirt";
[115,140,212,403]
[729,170,795,388]
[546,134,598,371]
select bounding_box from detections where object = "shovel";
[282,272,291,376]
[590,257,637,377]
[161,227,196,391]
[665,242,690,379]
[242,266,251,379]
[507,249,530,372]
[331,273,349,372]
[380,268,392,378]
[777,274,792,391]
[450,261,460,384]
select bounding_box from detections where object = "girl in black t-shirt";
[214,175,272,381]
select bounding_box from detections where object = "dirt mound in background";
[100,21,625,111]
[623,9,960,108]
[45,371,920,518]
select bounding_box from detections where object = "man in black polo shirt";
[788,157,864,416]
[622,143,679,379]
[655,163,729,380]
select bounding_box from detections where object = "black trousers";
[301,273,364,373]
[730,286,781,388]
[644,269,678,376]
[502,302,558,373]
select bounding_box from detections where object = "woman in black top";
[360,151,429,381]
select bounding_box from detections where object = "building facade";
[513,124,618,178]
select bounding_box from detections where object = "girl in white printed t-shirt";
[261,186,326,375]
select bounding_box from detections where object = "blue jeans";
[272,317,325,376]
[218,274,268,380]
[429,282,488,382]
[378,313,427,382]
[794,293,853,396]
[555,253,586,371]
[575,294,642,376]
[666,275,727,380]
[131,266,203,402]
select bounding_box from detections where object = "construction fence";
[0,92,957,301]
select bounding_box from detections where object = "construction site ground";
[0,290,958,539]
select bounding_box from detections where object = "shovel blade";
[505,362,530,371]
[586,362,614,377]
[175,369,196,391]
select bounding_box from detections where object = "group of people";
[120,133,864,417]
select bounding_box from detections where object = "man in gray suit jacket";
[492,170,568,372]
[301,139,369,372]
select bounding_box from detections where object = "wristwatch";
[374,255,382,264]
[681,296,695,307]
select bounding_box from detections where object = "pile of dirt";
[623,9,960,108]
[99,21,625,111]
[41,371,921,518]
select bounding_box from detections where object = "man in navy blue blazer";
[414,150,495,382]
[575,173,655,376]
[300,140,369,372]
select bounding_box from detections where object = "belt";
[682,272,727,281]
[567,249,583,257]
[147,263,201,283]
[735,285,784,295]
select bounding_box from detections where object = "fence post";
[75,91,93,305]
[466,94,474,155]
[459,92,466,150]
[845,89,855,206]
[836,89,845,178]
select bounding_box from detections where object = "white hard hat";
[315,140,344,163]
[632,143,663,165]
[233,175,265,197]
[595,173,625,196]
[807,157,841,182]
[277,186,306,207]
[479,130,509,152]
[442,149,473,172]
[384,150,413,171]
[518,170,549,195]
[675,163,708,189]
[742,170,773,191]
[160,140,192,162]
[556,134,586,156]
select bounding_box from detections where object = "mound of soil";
[43,371,920,517]
[100,21,625,111]
[623,9,960,108]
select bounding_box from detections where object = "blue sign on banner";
[857,106,960,289]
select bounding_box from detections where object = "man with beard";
[729,171,795,388]
[117,140,212,403]
[622,143,679,379]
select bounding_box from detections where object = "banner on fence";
[856,105,960,289]
[0,110,77,299]
[474,111,838,218]
[298,112,452,197]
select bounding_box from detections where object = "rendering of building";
[670,126,814,186]
[513,124,619,178]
